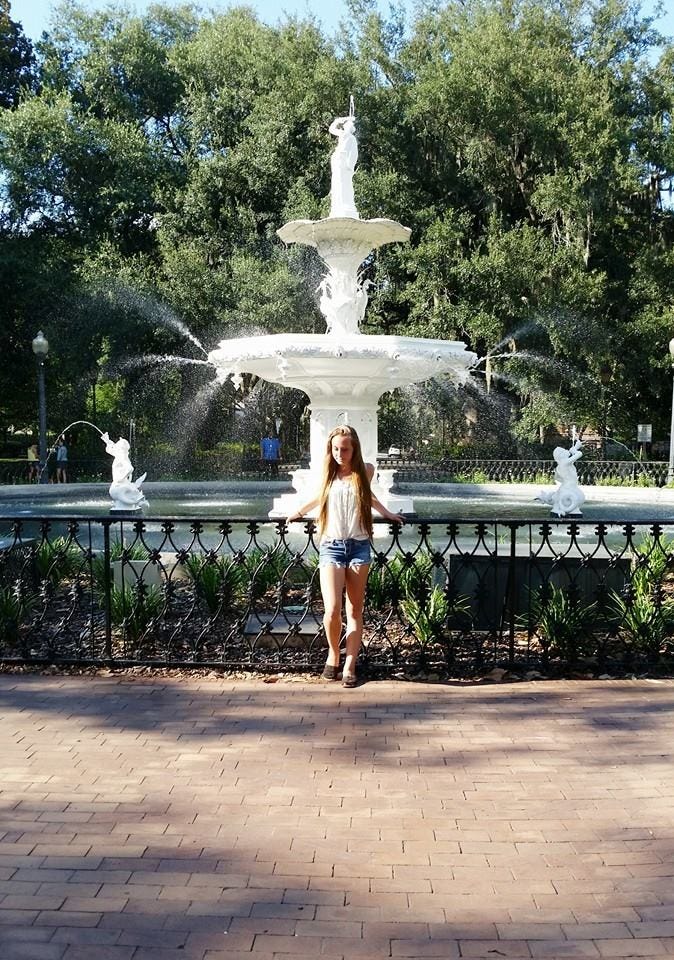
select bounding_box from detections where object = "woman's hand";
[387,511,405,526]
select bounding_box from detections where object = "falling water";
[161,379,224,463]
[37,419,104,481]
[117,355,214,373]
[109,285,210,357]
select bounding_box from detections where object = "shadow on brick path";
[1,675,674,959]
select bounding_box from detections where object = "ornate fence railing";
[4,456,668,487]
[1,514,674,677]
[391,459,670,486]
[0,458,301,485]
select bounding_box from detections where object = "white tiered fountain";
[209,105,477,516]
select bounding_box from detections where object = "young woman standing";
[287,425,404,687]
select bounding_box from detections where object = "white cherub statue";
[536,439,585,517]
[101,432,148,512]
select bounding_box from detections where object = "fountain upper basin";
[208,332,478,398]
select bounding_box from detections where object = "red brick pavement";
[1,675,674,959]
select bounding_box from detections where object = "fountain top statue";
[208,105,477,516]
[329,114,359,219]
[276,105,411,339]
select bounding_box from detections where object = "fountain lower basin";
[208,332,477,516]
[2,480,673,525]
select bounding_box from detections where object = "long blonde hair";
[318,425,373,538]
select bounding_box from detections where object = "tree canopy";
[1,0,673,461]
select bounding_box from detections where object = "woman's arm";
[366,464,405,525]
[371,493,405,525]
[287,496,320,522]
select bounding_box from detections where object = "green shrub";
[368,551,441,611]
[242,547,316,600]
[109,583,164,644]
[455,468,490,483]
[595,472,655,487]
[401,586,471,646]
[609,533,674,657]
[184,554,245,615]
[33,537,82,586]
[632,533,674,583]
[0,584,35,643]
[524,583,597,665]
[367,559,399,611]
[610,589,674,657]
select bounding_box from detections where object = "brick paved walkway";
[1,675,674,959]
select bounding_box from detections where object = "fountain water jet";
[208,107,477,516]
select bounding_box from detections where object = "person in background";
[55,436,68,483]
[260,429,282,478]
[27,443,39,482]
[287,424,404,688]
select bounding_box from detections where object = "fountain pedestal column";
[270,396,414,518]
[308,403,377,470]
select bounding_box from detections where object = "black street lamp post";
[32,331,49,485]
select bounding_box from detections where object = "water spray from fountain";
[104,283,210,358]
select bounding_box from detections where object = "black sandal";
[342,673,357,688]
[321,664,340,680]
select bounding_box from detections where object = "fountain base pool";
[2,480,673,525]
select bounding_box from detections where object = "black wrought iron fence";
[0,458,111,485]
[0,458,301,485]
[393,459,669,487]
[3,456,667,486]
[1,514,674,677]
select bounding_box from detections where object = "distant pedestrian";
[260,430,281,478]
[27,443,39,482]
[55,437,68,483]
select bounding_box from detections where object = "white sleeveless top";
[323,476,369,541]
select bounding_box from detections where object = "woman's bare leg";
[343,563,369,679]
[320,565,346,666]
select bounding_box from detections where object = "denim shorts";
[319,538,371,569]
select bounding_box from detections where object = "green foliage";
[243,546,316,602]
[109,582,164,644]
[401,586,471,646]
[609,534,674,657]
[525,583,597,664]
[0,3,37,109]
[0,583,34,642]
[183,553,245,615]
[368,551,446,610]
[368,548,471,642]
[33,537,82,586]
[454,468,490,484]
[610,587,674,657]
[367,559,396,611]
[595,473,655,487]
